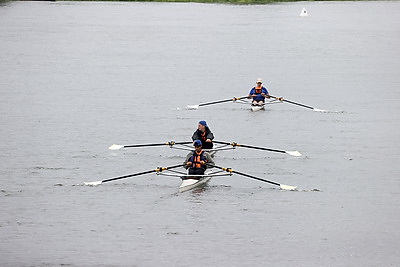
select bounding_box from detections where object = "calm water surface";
[1,1,399,266]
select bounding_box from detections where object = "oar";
[269,95,326,112]
[213,141,302,157]
[213,165,297,190]
[187,96,248,110]
[109,141,193,150]
[84,164,184,186]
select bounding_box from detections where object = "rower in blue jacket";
[248,78,270,105]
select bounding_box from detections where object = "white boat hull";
[179,176,211,192]
[251,105,265,112]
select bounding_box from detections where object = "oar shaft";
[232,170,280,187]
[124,141,192,148]
[269,95,314,110]
[198,96,248,107]
[235,143,285,153]
[198,99,233,107]
[213,141,286,154]
[102,164,183,183]
[282,99,314,109]
[213,165,280,187]
[103,169,155,183]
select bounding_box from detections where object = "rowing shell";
[179,176,212,192]
[156,169,232,192]
[234,99,280,112]
[251,104,265,112]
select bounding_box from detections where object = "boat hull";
[251,105,265,112]
[179,176,211,192]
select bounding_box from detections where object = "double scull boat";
[84,140,301,192]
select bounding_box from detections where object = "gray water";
[1,1,400,266]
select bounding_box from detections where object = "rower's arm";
[248,88,255,98]
[207,131,214,140]
[191,131,198,141]
[263,87,270,97]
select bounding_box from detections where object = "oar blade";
[109,144,124,150]
[286,150,302,157]
[84,181,103,186]
[186,105,199,110]
[313,108,328,112]
[279,184,297,191]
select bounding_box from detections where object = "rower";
[192,120,214,149]
[248,78,270,105]
[184,140,215,176]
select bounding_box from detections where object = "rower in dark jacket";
[184,140,215,175]
[192,120,214,149]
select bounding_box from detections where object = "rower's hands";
[206,139,212,142]
[186,162,192,166]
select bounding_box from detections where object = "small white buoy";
[300,8,309,17]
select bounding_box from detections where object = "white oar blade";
[286,150,302,157]
[186,104,199,110]
[313,108,328,112]
[84,181,103,186]
[109,144,124,150]
[280,184,297,191]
